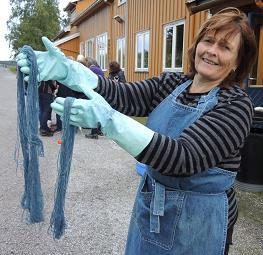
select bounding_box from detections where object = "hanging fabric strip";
[49,97,77,239]
[16,45,44,223]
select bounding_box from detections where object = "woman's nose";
[206,44,218,56]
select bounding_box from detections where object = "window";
[85,39,94,58]
[163,21,185,72]
[80,41,85,56]
[135,31,149,71]
[96,33,108,70]
[117,38,125,69]
[118,0,126,5]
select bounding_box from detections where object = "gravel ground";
[0,67,262,255]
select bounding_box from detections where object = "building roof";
[64,1,79,12]
[53,26,71,41]
[186,0,263,14]
[53,32,80,46]
[71,0,114,26]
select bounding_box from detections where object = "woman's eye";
[222,45,230,50]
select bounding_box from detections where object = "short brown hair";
[187,7,257,88]
[109,61,121,73]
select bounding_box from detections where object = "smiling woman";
[189,31,241,93]
[188,7,257,90]
[17,7,257,255]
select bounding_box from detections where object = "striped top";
[96,72,253,228]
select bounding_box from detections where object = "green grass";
[131,116,147,125]
[255,192,263,198]
[8,66,17,73]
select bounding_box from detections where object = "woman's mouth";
[202,58,218,65]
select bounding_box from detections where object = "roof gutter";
[186,0,257,14]
[71,0,114,26]
[54,32,80,46]
[53,26,71,41]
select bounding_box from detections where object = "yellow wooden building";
[54,0,263,86]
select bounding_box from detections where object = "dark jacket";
[38,80,56,95]
[56,82,77,98]
[108,70,126,83]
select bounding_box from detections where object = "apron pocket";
[133,179,185,250]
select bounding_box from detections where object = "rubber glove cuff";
[103,111,154,157]
[59,59,99,92]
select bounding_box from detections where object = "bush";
[8,66,17,73]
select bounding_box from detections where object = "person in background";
[17,8,257,254]
[76,54,87,66]
[85,57,104,139]
[54,81,78,132]
[87,57,104,77]
[38,80,56,136]
[54,56,78,133]
[108,61,126,83]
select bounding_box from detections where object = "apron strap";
[150,180,165,233]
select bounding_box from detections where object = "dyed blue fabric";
[49,97,77,239]
[125,80,237,255]
[16,46,77,238]
[16,46,44,223]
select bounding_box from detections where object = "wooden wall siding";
[126,0,207,82]
[257,25,263,85]
[76,0,95,13]
[59,37,80,59]
[78,6,110,49]
[109,1,126,64]
[67,26,79,37]
[184,10,207,70]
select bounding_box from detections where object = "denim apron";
[125,80,237,255]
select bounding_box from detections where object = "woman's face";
[194,30,241,84]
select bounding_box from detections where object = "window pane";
[165,27,173,68]
[117,39,121,65]
[143,33,149,68]
[96,34,107,69]
[104,51,108,69]
[118,48,122,64]
[137,35,143,68]
[80,42,85,56]
[122,39,125,69]
[175,24,184,68]
[100,54,104,69]
[102,54,105,69]
[87,41,93,58]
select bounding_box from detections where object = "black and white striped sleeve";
[136,96,253,176]
[96,76,160,116]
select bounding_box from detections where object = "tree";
[6,0,60,56]
[60,12,70,29]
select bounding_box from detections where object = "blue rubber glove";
[16,37,98,92]
[51,88,154,157]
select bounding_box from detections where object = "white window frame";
[85,38,94,58]
[96,33,108,71]
[163,20,185,72]
[80,41,85,56]
[135,30,150,72]
[116,37,125,69]
[118,0,126,6]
